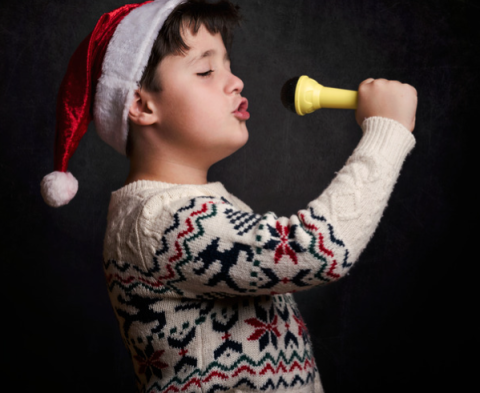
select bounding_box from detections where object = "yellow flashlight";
[281,75,358,115]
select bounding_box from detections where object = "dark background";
[1,0,478,391]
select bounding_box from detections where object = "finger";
[361,78,375,85]
[407,84,418,96]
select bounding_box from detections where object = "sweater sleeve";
[138,117,415,300]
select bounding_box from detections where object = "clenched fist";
[355,78,418,132]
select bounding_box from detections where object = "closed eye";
[197,70,214,77]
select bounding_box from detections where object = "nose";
[226,70,244,95]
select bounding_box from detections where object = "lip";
[233,97,250,120]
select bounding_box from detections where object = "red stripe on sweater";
[169,241,183,263]
[178,218,194,239]
[317,232,334,257]
[299,213,334,257]
[304,358,313,369]
[181,377,201,390]
[259,362,275,375]
[276,361,288,373]
[202,370,229,382]
[232,365,256,377]
[289,360,303,372]
[326,260,340,278]
[190,202,212,217]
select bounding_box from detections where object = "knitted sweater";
[103,117,415,393]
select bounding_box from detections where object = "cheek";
[162,90,199,128]
[175,86,210,113]
[159,82,233,147]
[163,93,217,143]
[184,89,226,127]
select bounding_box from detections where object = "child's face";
[151,24,249,166]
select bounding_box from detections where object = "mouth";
[233,97,250,120]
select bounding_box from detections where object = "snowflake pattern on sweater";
[103,117,416,393]
[104,194,349,392]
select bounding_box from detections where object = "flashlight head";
[280,76,300,114]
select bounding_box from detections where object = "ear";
[128,89,159,126]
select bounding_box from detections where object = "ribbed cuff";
[357,116,416,170]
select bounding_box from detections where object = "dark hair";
[126,0,241,157]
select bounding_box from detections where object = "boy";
[41,0,417,392]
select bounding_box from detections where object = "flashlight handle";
[318,87,358,110]
[295,75,358,115]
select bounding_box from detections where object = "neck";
[124,125,222,186]
[125,156,209,186]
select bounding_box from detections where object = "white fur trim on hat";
[93,0,184,155]
[41,171,79,207]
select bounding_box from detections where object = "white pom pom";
[40,171,79,207]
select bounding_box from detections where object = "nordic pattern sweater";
[103,117,415,393]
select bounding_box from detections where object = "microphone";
[281,75,358,115]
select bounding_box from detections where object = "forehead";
[155,24,230,84]
[180,24,229,65]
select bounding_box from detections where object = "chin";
[234,130,249,151]
[216,138,249,163]
[238,124,249,144]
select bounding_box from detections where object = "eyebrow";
[187,49,230,66]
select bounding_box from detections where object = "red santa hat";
[41,0,184,207]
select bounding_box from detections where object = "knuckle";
[358,83,370,94]
[403,83,417,94]
[372,79,388,89]
[376,78,389,86]
[358,83,368,91]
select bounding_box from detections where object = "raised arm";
[126,79,418,300]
